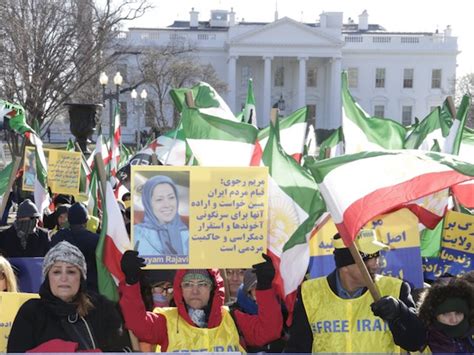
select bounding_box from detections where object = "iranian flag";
[170,82,238,122]
[109,105,121,177]
[181,107,258,166]
[341,72,406,153]
[452,126,474,207]
[306,150,474,246]
[318,127,344,160]
[96,181,131,301]
[155,126,187,165]
[252,106,308,165]
[404,100,453,152]
[262,118,326,318]
[243,78,257,126]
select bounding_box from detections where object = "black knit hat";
[17,199,40,219]
[68,202,89,225]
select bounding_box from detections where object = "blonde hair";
[0,256,19,292]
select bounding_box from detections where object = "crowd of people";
[0,188,473,353]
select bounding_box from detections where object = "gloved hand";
[252,253,275,290]
[371,296,401,321]
[121,250,145,285]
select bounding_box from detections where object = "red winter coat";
[119,268,282,351]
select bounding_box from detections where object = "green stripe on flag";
[0,162,13,195]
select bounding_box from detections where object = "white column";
[298,57,307,108]
[329,57,342,129]
[227,55,237,114]
[263,56,273,127]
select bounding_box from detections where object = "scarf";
[140,175,187,255]
[188,308,207,328]
[14,219,37,249]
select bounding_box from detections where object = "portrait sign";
[131,166,268,269]
[23,147,81,195]
[309,208,424,288]
[0,292,39,352]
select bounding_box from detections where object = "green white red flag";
[243,78,257,127]
[306,150,474,246]
[96,181,131,302]
[109,105,121,177]
[181,107,258,166]
[262,117,326,318]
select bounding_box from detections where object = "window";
[274,66,284,87]
[403,68,414,88]
[119,102,128,127]
[307,104,316,127]
[375,68,385,88]
[402,105,413,126]
[348,68,358,88]
[241,66,252,89]
[145,101,156,127]
[374,105,385,118]
[307,67,317,87]
[431,69,442,89]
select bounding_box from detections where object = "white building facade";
[115,9,457,142]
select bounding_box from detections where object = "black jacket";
[51,225,99,292]
[0,225,49,257]
[7,280,126,352]
[285,270,426,352]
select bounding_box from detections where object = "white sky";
[128,0,474,77]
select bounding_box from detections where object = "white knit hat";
[42,241,87,279]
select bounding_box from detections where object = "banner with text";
[309,208,424,288]
[131,166,268,269]
[0,292,39,352]
[423,210,474,280]
[23,147,81,195]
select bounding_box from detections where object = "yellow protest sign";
[23,147,81,194]
[131,166,268,269]
[0,292,39,352]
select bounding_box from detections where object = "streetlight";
[131,88,148,149]
[99,71,123,137]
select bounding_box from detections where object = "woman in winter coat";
[119,251,282,352]
[418,277,474,353]
[7,241,128,352]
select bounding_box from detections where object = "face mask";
[14,219,37,249]
[153,293,169,307]
[434,317,470,338]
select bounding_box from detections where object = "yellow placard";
[310,208,420,256]
[23,147,81,195]
[131,166,268,269]
[0,292,39,352]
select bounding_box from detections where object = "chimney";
[229,7,235,26]
[444,25,452,37]
[358,10,368,31]
[190,7,199,28]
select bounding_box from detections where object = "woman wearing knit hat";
[134,175,189,257]
[119,251,283,352]
[418,278,474,353]
[7,241,129,352]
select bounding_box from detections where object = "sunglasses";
[153,285,173,294]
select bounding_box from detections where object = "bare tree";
[137,42,228,129]
[0,0,151,133]
[455,73,474,128]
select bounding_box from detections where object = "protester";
[7,241,128,352]
[418,277,474,353]
[51,203,99,292]
[134,175,189,256]
[119,251,282,351]
[230,268,288,352]
[0,255,19,292]
[224,268,245,303]
[0,199,49,257]
[43,194,73,230]
[285,231,426,352]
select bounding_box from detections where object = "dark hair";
[418,278,474,327]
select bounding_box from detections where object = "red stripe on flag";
[337,170,473,246]
[250,140,263,166]
[452,184,474,208]
[103,235,125,283]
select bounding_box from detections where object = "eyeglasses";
[181,281,211,290]
[153,285,173,295]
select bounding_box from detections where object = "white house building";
[113,9,457,142]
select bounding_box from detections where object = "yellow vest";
[302,274,403,353]
[155,307,245,352]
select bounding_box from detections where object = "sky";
[128,0,474,77]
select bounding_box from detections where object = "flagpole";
[347,242,381,301]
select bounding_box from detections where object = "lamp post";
[131,88,148,149]
[99,71,123,137]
